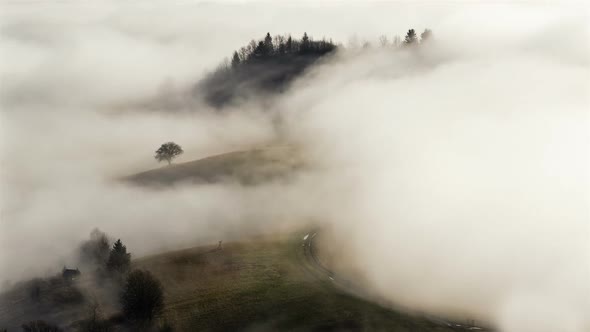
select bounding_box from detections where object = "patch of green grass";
[126,147,305,186]
[134,235,458,332]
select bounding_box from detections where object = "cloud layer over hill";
[1,2,588,331]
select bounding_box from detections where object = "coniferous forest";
[197,29,431,108]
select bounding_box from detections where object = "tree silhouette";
[121,270,164,322]
[155,142,183,165]
[404,29,417,45]
[199,32,336,107]
[379,35,389,47]
[286,35,293,53]
[421,29,432,43]
[106,239,130,274]
[231,51,240,68]
[276,35,286,54]
[253,41,265,58]
[300,32,310,53]
[393,35,401,48]
[263,32,273,55]
[79,228,110,267]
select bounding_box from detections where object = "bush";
[121,270,164,322]
[77,301,113,332]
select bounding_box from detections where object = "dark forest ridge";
[197,32,337,107]
[196,29,432,108]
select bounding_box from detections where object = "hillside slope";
[126,146,304,186]
[134,233,460,332]
[0,234,463,332]
[1,149,476,331]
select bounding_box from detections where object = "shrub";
[121,270,164,322]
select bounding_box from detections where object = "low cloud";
[1,2,589,332]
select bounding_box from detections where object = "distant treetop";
[231,31,336,66]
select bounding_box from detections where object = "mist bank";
[280,19,589,332]
[1,2,589,332]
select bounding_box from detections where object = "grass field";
[133,233,460,332]
[1,148,473,331]
[126,146,305,186]
[0,233,463,331]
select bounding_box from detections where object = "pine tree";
[286,35,293,53]
[253,41,265,58]
[301,32,310,53]
[263,32,273,55]
[231,51,240,68]
[404,29,417,45]
[107,239,131,274]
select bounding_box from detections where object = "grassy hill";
[126,146,304,186]
[133,233,459,332]
[1,233,463,332]
[1,148,478,331]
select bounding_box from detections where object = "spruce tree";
[106,239,131,274]
[263,32,273,55]
[404,29,417,45]
[301,32,310,53]
[286,36,293,53]
[231,51,240,68]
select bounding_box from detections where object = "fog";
[1,1,589,331]
[284,39,589,331]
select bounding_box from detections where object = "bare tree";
[347,34,360,49]
[393,35,402,48]
[79,297,112,332]
[378,35,389,47]
[79,228,110,267]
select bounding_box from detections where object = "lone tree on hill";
[155,142,183,165]
[107,239,131,274]
[121,270,164,322]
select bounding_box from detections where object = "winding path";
[300,230,488,331]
